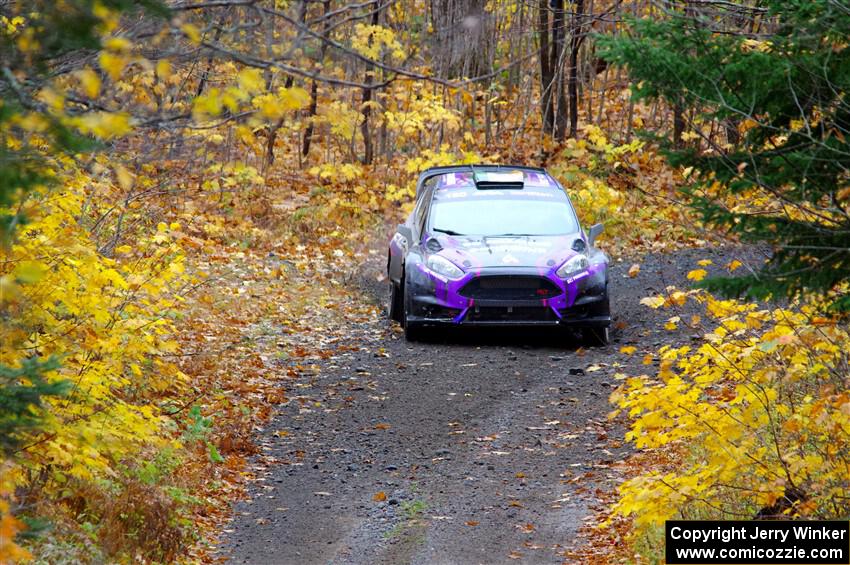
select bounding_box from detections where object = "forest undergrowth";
[2,1,848,563]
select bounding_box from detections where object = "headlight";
[426,255,464,279]
[557,254,589,279]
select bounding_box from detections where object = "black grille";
[467,306,557,322]
[459,276,561,300]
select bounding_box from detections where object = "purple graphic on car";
[387,165,611,344]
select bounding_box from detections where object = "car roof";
[415,164,556,197]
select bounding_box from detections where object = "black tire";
[583,326,610,347]
[404,321,428,341]
[401,275,429,341]
[389,281,404,323]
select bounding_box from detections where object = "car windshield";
[429,193,578,236]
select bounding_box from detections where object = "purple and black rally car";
[387,165,611,344]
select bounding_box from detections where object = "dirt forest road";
[221,245,755,564]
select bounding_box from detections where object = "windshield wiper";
[495,233,535,237]
[433,228,466,236]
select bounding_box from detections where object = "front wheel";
[583,326,610,347]
[401,275,429,341]
[388,281,404,323]
[404,321,428,341]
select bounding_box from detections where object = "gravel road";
[221,244,760,564]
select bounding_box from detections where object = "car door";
[388,178,435,284]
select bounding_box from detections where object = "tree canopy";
[600,0,850,309]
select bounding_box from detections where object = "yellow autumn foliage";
[610,290,850,541]
[319,100,364,141]
[0,463,30,563]
[383,91,462,140]
[1,167,188,488]
[550,127,628,226]
[403,146,481,174]
[350,23,405,60]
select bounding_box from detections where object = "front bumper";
[406,264,610,327]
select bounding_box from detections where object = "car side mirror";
[588,223,604,247]
[397,224,414,245]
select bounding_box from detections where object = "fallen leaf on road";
[628,264,640,278]
[373,491,387,502]
[466,520,479,527]
[640,295,665,308]
[687,268,708,281]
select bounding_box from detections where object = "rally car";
[386,165,611,345]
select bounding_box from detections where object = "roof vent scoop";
[473,170,525,190]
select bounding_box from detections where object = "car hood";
[430,234,584,271]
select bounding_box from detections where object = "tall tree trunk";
[673,103,685,148]
[567,0,585,139]
[538,0,554,134]
[551,0,569,140]
[484,93,492,146]
[196,9,229,97]
[302,80,319,156]
[724,118,740,148]
[264,75,294,169]
[360,1,381,165]
[264,1,307,169]
[361,87,375,165]
[674,0,697,148]
[431,0,493,79]
[301,0,331,159]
